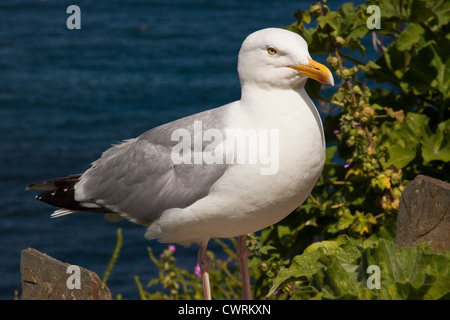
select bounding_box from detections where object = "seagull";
[27,28,333,300]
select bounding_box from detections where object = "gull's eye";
[267,47,277,55]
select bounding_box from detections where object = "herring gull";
[27,28,334,300]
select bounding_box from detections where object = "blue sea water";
[0,0,357,299]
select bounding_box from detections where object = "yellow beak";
[289,58,334,86]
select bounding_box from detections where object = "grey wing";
[74,105,233,225]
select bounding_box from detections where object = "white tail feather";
[51,209,78,218]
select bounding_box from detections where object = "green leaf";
[378,112,432,168]
[377,0,396,18]
[317,11,342,31]
[421,119,450,162]
[362,60,381,72]
[337,2,355,17]
[302,10,311,24]
[312,257,359,299]
[385,145,416,168]
[325,145,338,163]
[379,122,416,168]
[294,9,311,25]
[346,25,369,40]
[430,47,450,100]
[269,237,450,300]
[401,46,437,94]
[424,0,450,27]
[396,23,425,52]
[336,210,355,231]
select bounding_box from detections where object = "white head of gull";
[27,28,334,300]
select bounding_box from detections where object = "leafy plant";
[268,235,450,300]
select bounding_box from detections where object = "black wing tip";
[27,173,112,214]
[26,174,83,191]
[26,182,44,191]
[26,179,57,191]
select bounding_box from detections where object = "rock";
[395,175,450,253]
[21,248,112,300]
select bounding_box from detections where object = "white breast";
[146,87,325,245]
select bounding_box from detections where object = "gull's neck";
[237,82,324,147]
[240,83,308,111]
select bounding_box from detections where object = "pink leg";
[237,235,252,300]
[198,240,212,300]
